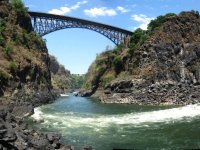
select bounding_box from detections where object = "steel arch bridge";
[28,12,133,45]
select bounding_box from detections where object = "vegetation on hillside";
[70,74,85,89]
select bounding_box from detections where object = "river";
[28,94,200,150]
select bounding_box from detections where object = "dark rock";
[30,136,49,149]
[78,85,98,97]
[195,46,200,58]
[2,131,17,142]
[0,129,7,135]
[12,104,34,118]
[14,138,28,150]
[46,133,60,143]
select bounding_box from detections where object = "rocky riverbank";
[0,90,94,150]
[0,90,67,150]
[91,79,200,105]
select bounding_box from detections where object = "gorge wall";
[82,11,200,105]
[0,0,56,106]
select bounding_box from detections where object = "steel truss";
[29,12,133,45]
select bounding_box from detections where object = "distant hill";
[49,55,85,91]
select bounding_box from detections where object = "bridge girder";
[29,12,133,45]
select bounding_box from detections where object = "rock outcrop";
[0,101,76,150]
[83,11,200,105]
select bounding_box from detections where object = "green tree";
[11,0,28,14]
[148,13,176,31]
[130,28,147,45]
[70,74,85,89]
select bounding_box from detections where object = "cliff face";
[0,1,68,149]
[83,11,200,105]
[0,0,54,105]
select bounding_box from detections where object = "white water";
[32,107,43,121]
[31,104,200,128]
[29,97,200,150]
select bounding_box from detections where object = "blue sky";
[23,0,200,74]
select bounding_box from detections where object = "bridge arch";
[29,12,133,45]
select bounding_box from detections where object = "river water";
[29,94,200,150]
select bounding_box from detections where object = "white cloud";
[116,6,129,13]
[49,7,71,15]
[48,1,88,15]
[84,6,130,17]
[131,14,154,30]
[84,7,117,17]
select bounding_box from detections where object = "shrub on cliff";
[113,56,123,74]
[100,73,115,87]
[3,45,12,57]
[130,28,147,44]
[128,43,137,55]
[191,10,199,16]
